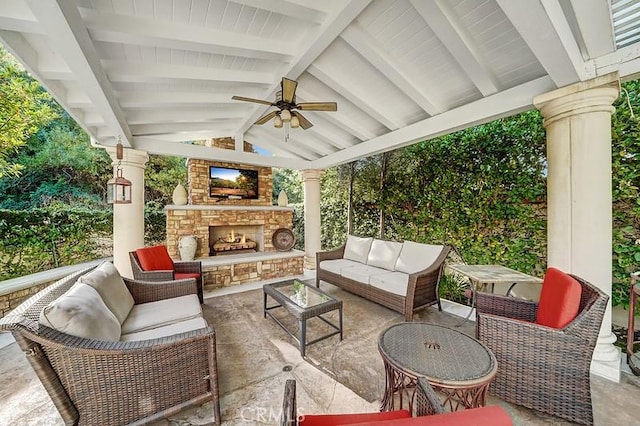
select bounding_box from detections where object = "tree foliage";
[0,47,58,178]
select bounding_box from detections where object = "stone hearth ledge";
[165,205,294,211]
[199,249,304,268]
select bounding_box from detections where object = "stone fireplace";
[164,144,303,289]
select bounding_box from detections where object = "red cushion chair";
[282,379,512,426]
[129,245,204,303]
[476,268,608,425]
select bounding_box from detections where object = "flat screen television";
[209,166,259,199]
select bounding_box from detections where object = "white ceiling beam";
[340,24,442,116]
[244,129,312,160]
[288,132,336,156]
[130,122,236,136]
[103,61,273,85]
[80,8,294,61]
[0,15,41,33]
[497,0,591,87]
[124,109,246,125]
[248,128,320,160]
[229,0,327,25]
[132,138,310,169]
[303,121,353,150]
[66,88,92,107]
[569,0,616,58]
[116,92,251,108]
[308,64,402,130]
[235,0,372,135]
[310,76,556,169]
[24,0,132,146]
[133,132,234,143]
[591,43,640,79]
[411,0,499,96]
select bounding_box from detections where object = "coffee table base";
[380,362,492,412]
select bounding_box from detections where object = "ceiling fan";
[232,77,337,130]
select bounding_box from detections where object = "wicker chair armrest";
[476,292,538,322]
[408,246,451,280]
[281,379,296,426]
[415,377,446,416]
[477,312,582,347]
[123,277,198,304]
[131,269,175,281]
[316,245,346,265]
[174,261,202,274]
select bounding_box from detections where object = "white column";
[302,169,323,270]
[107,147,149,278]
[534,72,620,382]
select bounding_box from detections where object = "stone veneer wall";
[187,158,273,206]
[0,282,50,319]
[166,208,294,258]
[203,257,304,289]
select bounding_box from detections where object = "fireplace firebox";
[209,225,264,256]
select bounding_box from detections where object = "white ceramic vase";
[277,189,288,206]
[172,183,188,205]
[178,235,197,261]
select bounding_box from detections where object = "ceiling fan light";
[280,109,292,122]
[274,114,283,128]
[291,115,300,128]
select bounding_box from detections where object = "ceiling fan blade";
[296,102,337,111]
[281,78,298,103]
[232,95,275,106]
[254,110,278,125]
[293,111,313,130]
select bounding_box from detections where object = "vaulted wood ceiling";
[1,0,638,170]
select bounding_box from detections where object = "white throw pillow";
[78,262,134,324]
[39,282,121,341]
[367,239,403,271]
[343,235,374,264]
[395,241,445,274]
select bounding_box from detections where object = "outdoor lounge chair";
[280,378,512,425]
[475,267,608,426]
[130,245,204,303]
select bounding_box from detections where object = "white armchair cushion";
[367,239,403,270]
[39,282,121,341]
[395,241,445,274]
[343,235,374,264]
[121,294,202,335]
[319,259,360,275]
[78,261,134,324]
[121,317,208,342]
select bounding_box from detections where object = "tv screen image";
[209,166,259,199]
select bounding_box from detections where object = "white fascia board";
[310,76,556,169]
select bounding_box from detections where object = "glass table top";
[272,280,332,309]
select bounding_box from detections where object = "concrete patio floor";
[1,271,639,425]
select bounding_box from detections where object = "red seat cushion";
[346,406,512,426]
[536,267,582,329]
[175,273,200,281]
[135,245,174,271]
[300,410,411,425]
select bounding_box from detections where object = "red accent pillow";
[536,267,582,329]
[300,410,411,426]
[346,406,512,426]
[135,245,174,271]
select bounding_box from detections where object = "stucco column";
[302,169,323,269]
[534,72,620,382]
[107,147,149,278]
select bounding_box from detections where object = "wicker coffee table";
[263,279,343,357]
[378,322,497,412]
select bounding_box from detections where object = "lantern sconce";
[107,139,132,204]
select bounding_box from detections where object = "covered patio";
[1,0,640,424]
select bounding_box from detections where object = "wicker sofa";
[316,236,450,321]
[0,262,221,426]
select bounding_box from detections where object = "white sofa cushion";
[78,261,134,324]
[319,259,361,275]
[369,272,410,296]
[120,317,208,342]
[367,239,403,271]
[341,264,389,283]
[121,294,202,335]
[395,241,445,274]
[343,235,374,264]
[39,282,121,341]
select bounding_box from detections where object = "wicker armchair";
[281,378,512,425]
[475,272,608,426]
[0,267,221,426]
[129,247,204,303]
